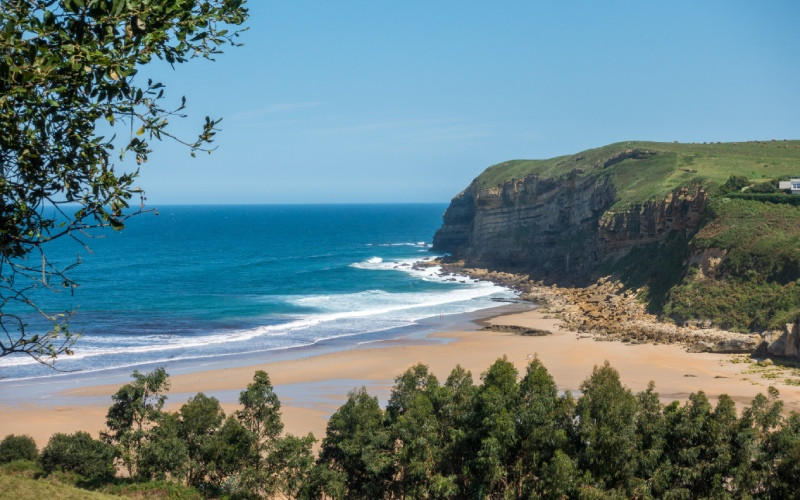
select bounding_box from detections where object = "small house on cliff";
[778,179,800,194]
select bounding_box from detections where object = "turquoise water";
[0,204,514,380]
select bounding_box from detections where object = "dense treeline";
[3,358,800,498]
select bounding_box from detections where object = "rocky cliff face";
[432,172,708,282]
[597,185,708,262]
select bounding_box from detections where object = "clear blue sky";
[135,1,800,204]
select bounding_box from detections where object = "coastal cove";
[0,204,514,381]
[5,199,800,454]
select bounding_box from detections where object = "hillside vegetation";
[471,140,800,332]
[477,140,800,211]
[664,197,800,331]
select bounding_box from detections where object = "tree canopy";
[6,359,800,498]
[0,0,248,363]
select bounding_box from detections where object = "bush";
[726,192,800,205]
[0,434,38,463]
[720,174,749,194]
[39,431,116,482]
[748,180,779,193]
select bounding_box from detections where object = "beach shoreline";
[3,302,800,448]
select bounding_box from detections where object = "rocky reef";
[436,261,761,353]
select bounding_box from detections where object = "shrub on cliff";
[719,174,749,194]
[663,197,800,330]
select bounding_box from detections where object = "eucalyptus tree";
[466,357,521,497]
[513,357,575,498]
[103,365,170,477]
[573,361,640,494]
[385,363,443,498]
[0,0,248,364]
[765,412,800,498]
[436,364,476,495]
[237,371,282,456]
[235,369,285,495]
[316,386,393,499]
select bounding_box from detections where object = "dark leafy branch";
[0,0,248,363]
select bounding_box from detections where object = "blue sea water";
[0,204,514,381]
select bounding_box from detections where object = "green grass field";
[475,140,800,210]
[0,461,201,500]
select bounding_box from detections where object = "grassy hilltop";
[474,140,800,332]
[478,140,800,210]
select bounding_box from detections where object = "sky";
[132,1,800,205]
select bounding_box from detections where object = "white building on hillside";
[778,179,800,194]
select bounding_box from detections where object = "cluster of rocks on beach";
[427,260,800,359]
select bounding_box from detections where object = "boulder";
[688,341,713,353]
[767,321,800,358]
[711,338,759,354]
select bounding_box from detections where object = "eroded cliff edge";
[432,156,707,285]
[432,140,800,335]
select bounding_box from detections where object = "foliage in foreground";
[0,0,248,364]
[5,360,800,498]
[100,367,314,498]
[310,359,798,499]
[39,431,115,482]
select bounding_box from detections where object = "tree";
[513,357,575,498]
[574,361,639,493]
[266,432,317,500]
[659,391,715,496]
[631,381,667,496]
[466,356,520,497]
[0,0,248,364]
[205,415,254,489]
[732,387,783,495]
[178,392,225,487]
[317,386,393,499]
[137,411,189,482]
[236,370,283,473]
[765,412,800,498]
[435,364,476,495]
[103,366,169,477]
[385,364,442,498]
[39,431,115,482]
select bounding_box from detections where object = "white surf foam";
[0,256,516,375]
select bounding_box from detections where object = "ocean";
[0,204,515,381]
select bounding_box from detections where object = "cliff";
[433,172,615,280]
[433,144,713,283]
[433,140,800,331]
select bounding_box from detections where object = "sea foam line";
[0,257,514,371]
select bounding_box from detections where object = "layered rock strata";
[432,173,708,283]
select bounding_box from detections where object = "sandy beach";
[3,306,800,447]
